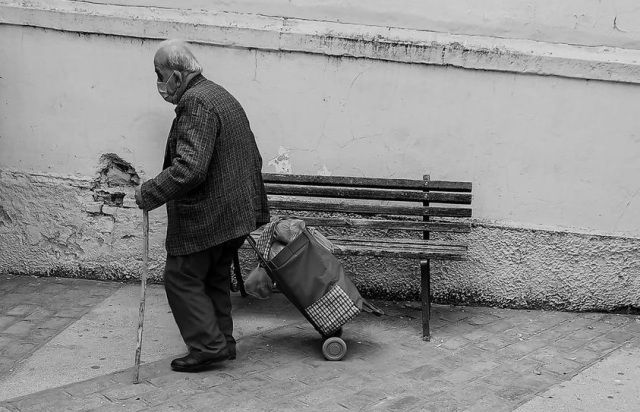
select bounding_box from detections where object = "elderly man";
[135,40,269,372]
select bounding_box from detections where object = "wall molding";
[2,0,640,84]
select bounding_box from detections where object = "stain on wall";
[268,147,293,174]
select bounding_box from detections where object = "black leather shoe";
[170,349,229,372]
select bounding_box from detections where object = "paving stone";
[5,389,72,412]
[0,316,18,330]
[601,314,634,326]
[403,364,446,380]
[495,384,539,402]
[465,313,501,326]
[102,383,157,401]
[140,384,200,407]
[583,338,622,354]
[504,339,548,356]
[63,377,126,398]
[185,373,235,389]
[5,305,36,317]
[442,367,480,384]
[23,308,54,322]
[369,394,424,411]
[553,335,590,351]
[251,378,310,401]
[564,347,603,364]
[410,392,464,412]
[295,385,347,408]
[473,335,512,351]
[480,365,535,389]
[464,393,513,412]
[605,328,637,344]
[0,335,13,350]
[532,327,575,342]
[55,307,90,318]
[437,336,472,351]
[333,388,386,410]
[480,319,516,333]
[54,393,112,411]
[436,308,471,323]
[550,317,595,333]
[1,341,37,359]
[0,357,16,373]
[3,320,36,336]
[91,397,148,411]
[461,327,497,341]
[38,316,73,331]
[540,356,583,376]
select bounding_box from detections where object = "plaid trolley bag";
[247,219,374,361]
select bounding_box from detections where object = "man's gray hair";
[157,39,202,73]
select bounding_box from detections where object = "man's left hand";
[135,186,144,209]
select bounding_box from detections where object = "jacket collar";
[174,73,206,112]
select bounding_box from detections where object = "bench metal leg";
[420,260,431,341]
[421,174,431,341]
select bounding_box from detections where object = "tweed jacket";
[140,74,270,256]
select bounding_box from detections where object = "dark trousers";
[163,236,246,355]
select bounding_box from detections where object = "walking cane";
[133,209,149,384]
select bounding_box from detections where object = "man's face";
[154,62,180,104]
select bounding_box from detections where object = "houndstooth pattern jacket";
[140,74,270,256]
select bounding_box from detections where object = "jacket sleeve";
[139,98,218,211]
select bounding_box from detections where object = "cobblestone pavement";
[1,274,640,411]
[0,275,121,379]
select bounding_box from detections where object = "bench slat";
[265,183,471,204]
[242,235,467,260]
[263,173,472,193]
[329,236,467,248]
[264,173,424,190]
[429,181,472,193]
[297,216,471,232]
[269,199,472,218]
[332,244,467,260]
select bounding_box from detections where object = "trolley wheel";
[322,337,347,361]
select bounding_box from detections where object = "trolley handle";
[246,235,275,272]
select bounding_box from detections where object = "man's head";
[154,40,202,104]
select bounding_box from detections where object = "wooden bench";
[235,173,473,341]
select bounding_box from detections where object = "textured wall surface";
[2,171,638,311]
[0,170,167,281]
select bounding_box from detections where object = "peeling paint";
[268,146,293,174]
[0,170,161,283]
[316,165,332,176]
[95,153,140,188]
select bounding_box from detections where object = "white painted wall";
[73,0,640,49]
[1,25,640,237]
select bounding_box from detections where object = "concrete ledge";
[1,0,640,84]
[1,170,639,311]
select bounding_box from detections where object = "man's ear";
[172,70,183,88]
